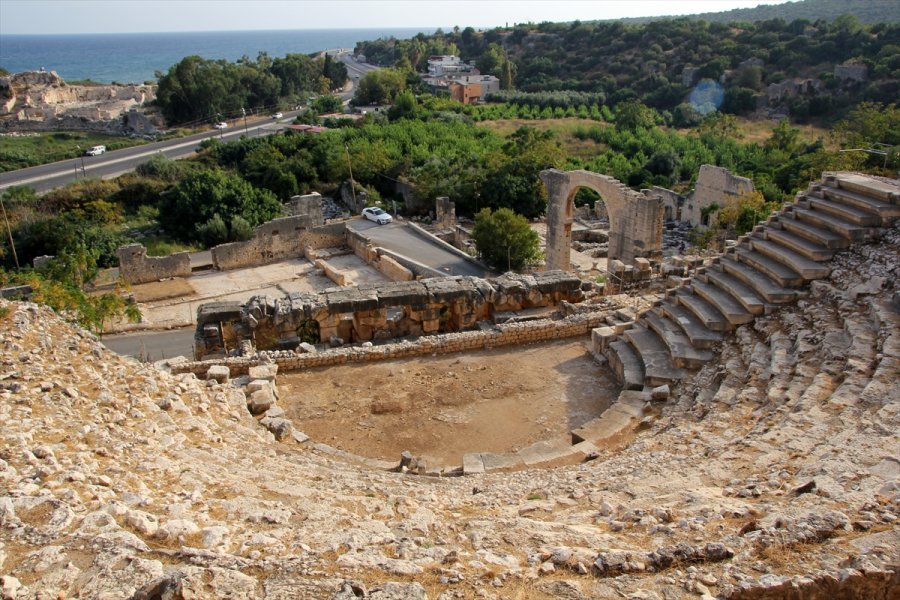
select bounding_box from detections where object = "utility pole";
[75,146,81,178]
[345,144,357,209]
[242,106,248,136]
[0,192,19,270]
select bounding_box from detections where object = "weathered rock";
[206,365,230,383]
[247,388,276,415]
[260,416,293,441]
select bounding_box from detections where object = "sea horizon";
[0,27,437,84]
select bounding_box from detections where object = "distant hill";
[616,0,900,25]
[356,9,899,123]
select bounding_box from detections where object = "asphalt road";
[348,219,493,278]
[1,49,379,195]
[102,327,196,362]
[0,111,301,194]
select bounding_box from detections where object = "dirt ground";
[278,339,619,468]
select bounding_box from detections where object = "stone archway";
[540,169,664,271]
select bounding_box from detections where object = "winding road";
[1,50,377,195]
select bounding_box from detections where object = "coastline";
[0,27,430,84]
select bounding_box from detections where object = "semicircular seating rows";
[593,172,900,394]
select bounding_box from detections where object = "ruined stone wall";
[116,244,191,285]
[284,192,324,223]
[541,169,663,270]
[181,309,607,375]
[685,165,756,226]
[435,196,456,229]
[211,217,341,271]
[193,271,585,358]
[652,186,684,222]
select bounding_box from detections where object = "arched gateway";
[540,169,664,271]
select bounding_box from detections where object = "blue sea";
[0,28,434,84]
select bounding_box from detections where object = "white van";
[85,145,106,156]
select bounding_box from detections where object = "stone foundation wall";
[177,310,608,376]
[211,218,341,271]
[117,244,191,285]
[193,271,585,358]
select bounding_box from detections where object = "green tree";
[472,207,542,272]
[481,127,563,219]
[353,68,408,105]
[16,246,141,336]
[158,170,281,243]
[323,53,348,90]
[614,100,657,130]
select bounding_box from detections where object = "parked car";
[272,112,283,119]
[214,122,228,130]
[85,145,106,156]
[362,207,392,225]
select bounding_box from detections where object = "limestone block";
[480,452,524,473]
[248,364,278,381]
[260,416,293,441]
[206,365,230,383]
[462,453,485,475]
[592,326,616,353]
[246,379,276,397]
[247,388,276,415]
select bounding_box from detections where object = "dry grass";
[477,118,608,160]
[129,278,195,302]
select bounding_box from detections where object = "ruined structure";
[211,218,340,271]
[541,169,664,270]
[116,244,191,285]
[283,192,324,221]
[1,170,899,598]
[434,196,456,229]
[194,270,584,358]
[596,172,899,390]
[684,164,756,226]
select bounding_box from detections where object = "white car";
[85,145,106,156]
[272,112,283,119]
[214,122,228,130]
[362,207,392,225]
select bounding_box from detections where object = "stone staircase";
[594,172,900,391]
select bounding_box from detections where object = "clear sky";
[0,0,798,35]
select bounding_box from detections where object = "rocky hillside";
[0,70,159,135]
[1,221,898,598]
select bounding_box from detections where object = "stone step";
[748,237,830,280]
[790,206,868,242]
[830,172,900,204]
[823,185,900,220]
[776,213,849,249]
[607,339,645,391]
[641,309,714,368]
[806,196,881,227]
[734,247,805,288]
[702,267,768,314]
[570,391,647,445]
[718,255,798,304]
[674,288,732,332]
[622,325,687,386]
[660,302,723,349]
[690,279,755,325]
[763,227,834,261]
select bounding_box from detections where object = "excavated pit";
[279,338,619,468]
